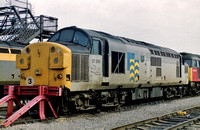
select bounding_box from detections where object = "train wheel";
[191,86,198,95]
[164,88,172,99]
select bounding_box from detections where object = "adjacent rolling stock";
[181,52,200,93]
[0,41,25,96]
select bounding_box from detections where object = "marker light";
[20,58,24,64]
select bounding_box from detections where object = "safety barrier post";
[39,86,46,120]
[6,86,15,118]
[0,85,60,127]
[0,86,22,118]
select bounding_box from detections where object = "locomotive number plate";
[26,76,34,86]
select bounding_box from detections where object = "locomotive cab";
[181,52,200,89]
[48,26,110,91]
[16,42,72,89]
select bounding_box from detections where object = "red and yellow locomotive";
[181,52,200,93]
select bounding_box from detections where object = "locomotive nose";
[16,42,72,89]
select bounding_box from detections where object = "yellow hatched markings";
[135,62,139,67]
[130,59,135,63]
[130,65,135,70]
[131,80,134,83]
[129,59,135,82]
[134,61,139,82]
[130,73,135,78]
[135,77,139,81]
[134,69,139,74]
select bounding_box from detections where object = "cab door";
[101,39,109,85]
[139,52,150,83]
[91,38,109,86]
[90,38,103,83]
[198,61,200,79]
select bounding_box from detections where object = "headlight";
[35,69,41,75]
[57,74,62,79]
[35,69,39,74]
[57,48,61,53]
[51,46,55,53]
[26,47,30,54]
[20,58,24,64]
[54,57,58,64]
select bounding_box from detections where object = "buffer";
[0,85,62,127]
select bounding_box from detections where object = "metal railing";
[0,6,58,44]
[39,15,58,32]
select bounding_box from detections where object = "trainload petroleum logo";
[127,52,139,82]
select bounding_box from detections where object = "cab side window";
[193,60,198,68]
[91,40,101,55]
[199,61,200,68]
[197,60,200,68]
[185,60,192,67]
[10,49,21,54]
[0,48,9,53]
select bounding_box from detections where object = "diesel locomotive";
[16,26,195,112]
[181,52,200,93]
[0,41,25,96]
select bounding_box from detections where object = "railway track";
[0,96,199,128]
[112,107,200,130]
[0,114,51,128]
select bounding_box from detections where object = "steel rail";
[112,107,200,130]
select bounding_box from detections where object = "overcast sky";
[9,0,200,54]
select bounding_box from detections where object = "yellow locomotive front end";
[16,42,72,90]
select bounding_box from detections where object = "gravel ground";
[3,96,200,130]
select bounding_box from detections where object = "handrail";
[0,6,58,43]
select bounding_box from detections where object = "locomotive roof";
[180,52,200,60]
[80,27,178,54]
[49,26,179,55]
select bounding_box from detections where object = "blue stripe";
[129,62,134,66]
[127,52,135,70]
[135,60,139,62]
[130,69,135,74]
[135,66,139,70]
[135,73,139,77]
[130,77,135,82]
